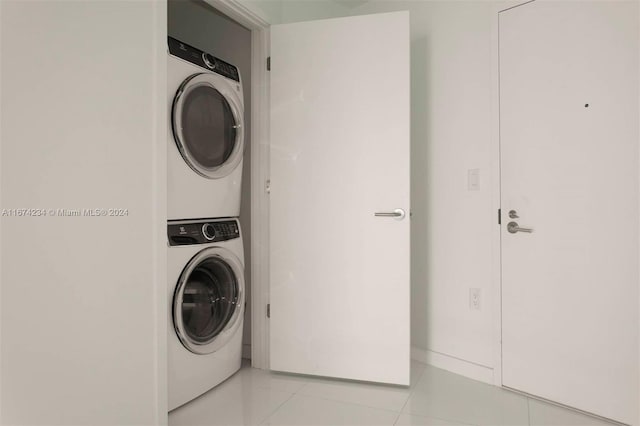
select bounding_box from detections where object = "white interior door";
[269,11,410,385]
[500,1,639,424]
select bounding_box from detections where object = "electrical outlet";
[469,288,481,310]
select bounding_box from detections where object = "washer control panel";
[168,219,240,246]
[168,37,240,82]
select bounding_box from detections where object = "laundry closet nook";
[165,0,254,410]
[166,4,253,351]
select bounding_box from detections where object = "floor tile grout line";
[405,364,427,398]
[402,411,478,426]
[293,380,311,395]
[244,366,302,425]
[413,363,537,426]
[398,363,424,416]
[393,364,424,426]
[396,376,414,419]
[256,370,406,420]
[256,390,297,426]
[286,391,406,416]
[392,410,402,426]
[400,365,482,426]
[392,410,482,426]
[397,365,448,426]
[282,367,422,414]
[398,393,411,414]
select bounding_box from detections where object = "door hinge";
[498,208,501,225]
[265,179,271,194]
[267,304,271,318]
[267,56,271,71]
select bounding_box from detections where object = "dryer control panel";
[168,37,240,82]
[167,219,240,246]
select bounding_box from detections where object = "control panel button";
[202,53,216,69]
[202,223,216,241]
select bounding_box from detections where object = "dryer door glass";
[181,85,236,168]
[172,74,244,180]
[180,256,239,344]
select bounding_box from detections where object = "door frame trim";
[202,0,271,370]
[490,1,504,388]
[491,0,537,388]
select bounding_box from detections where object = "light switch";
[468,169,480,191]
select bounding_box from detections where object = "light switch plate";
[470,288,481,310]
[468,169,480,191]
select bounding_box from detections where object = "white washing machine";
[167,218,245,411]
[168,37,244,220]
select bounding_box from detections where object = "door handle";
[374,208,406,220]
[507,221,533,234]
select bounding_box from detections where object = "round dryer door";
[172,73,244,179]
[173,247,245,354]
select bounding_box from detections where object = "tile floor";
[168,360,617,426]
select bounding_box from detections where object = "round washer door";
[172,73,244,179]
[173,247,245,354]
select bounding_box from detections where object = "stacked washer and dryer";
[167,37,246,411]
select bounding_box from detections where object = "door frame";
[202,0,271,370]
[491,0,541,389]
[490,1,504,388]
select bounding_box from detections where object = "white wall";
[0,1,167,424]
[281,0,350,22]
[168,0,254,359]
[277,0,499,378]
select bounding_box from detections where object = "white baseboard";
[411,346,494,385]
[242,343,251,359]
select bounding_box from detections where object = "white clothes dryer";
[167,218,245,411]
[168,37,244,220]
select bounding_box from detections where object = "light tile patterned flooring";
[168,360,617,426]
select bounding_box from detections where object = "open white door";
[269,11,410,385]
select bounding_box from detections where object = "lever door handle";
[507,221,534,234]
[374,208,406,220]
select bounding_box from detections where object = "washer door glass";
[172,74,244,179]
[174,248,244,354]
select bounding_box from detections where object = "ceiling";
[332,0,371,8]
